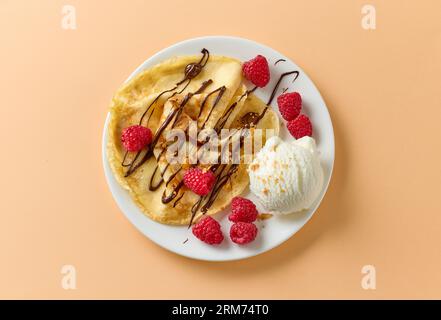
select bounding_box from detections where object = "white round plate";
[102,36,334,261]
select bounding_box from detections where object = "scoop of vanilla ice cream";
[248,136,323,214]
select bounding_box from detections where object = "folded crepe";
[107,53,279,225]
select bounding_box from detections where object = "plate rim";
[102,35,335,261]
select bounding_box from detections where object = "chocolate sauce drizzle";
[158,80,214,204]
[186,69,301,225]
[121,150,131,167]
[212,86,256,133]
[173,192,185,207]
[200,86,226,129]
[148,165,163,191]
[240,110,267,128]
[201,164,239,213]
[267,71,299,105]
[119,48,301,226]
[146,80,212,193]
[122,49,210,177]
[125,51,206,149]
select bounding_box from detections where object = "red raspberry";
[192,216,224,245]
[287,114,313,139]
[229,197,258,223]
[121,125,152,152]
[183,167,215,196]
[230,222,258,245]
[277,92,302,121]
[242,55,270,87]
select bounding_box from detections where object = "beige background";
[1,0,440,299]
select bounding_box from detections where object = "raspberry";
[121,125,153,152]
[277,92,302,121]
[242,55,270,87]
[183,167,215,196]
[230,222,258,245]
[287,114,313,139]
[192,216,224,245]
[229,197,258,223]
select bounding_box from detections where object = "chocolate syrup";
[162,180,184,204]
[185,63,202,79]
[124,106,179,177]
[186,69,301,224]
[240,112,259,128]
[274,58,286,65]
[173,192,185,207]
[120,49,301,225]
[182,48,209,80]
[214,102,237,133]
[155,80,213,203]
[240,107,269,128]
[121,150,131,167]
[148,165,163,191]
[245,86,258,95]
[194,79,213,94]
[188,196,204,226]
[267,71,299,105]
[199,86,226,128]
[124,79,212,177]
[165,167,182,187]
[122,49,210,175]
[213,86,257,133]
[200,164,238,213]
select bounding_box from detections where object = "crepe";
[107,53,279,225]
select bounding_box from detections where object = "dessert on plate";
[107,49,279,226]
[107,48,324,245]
